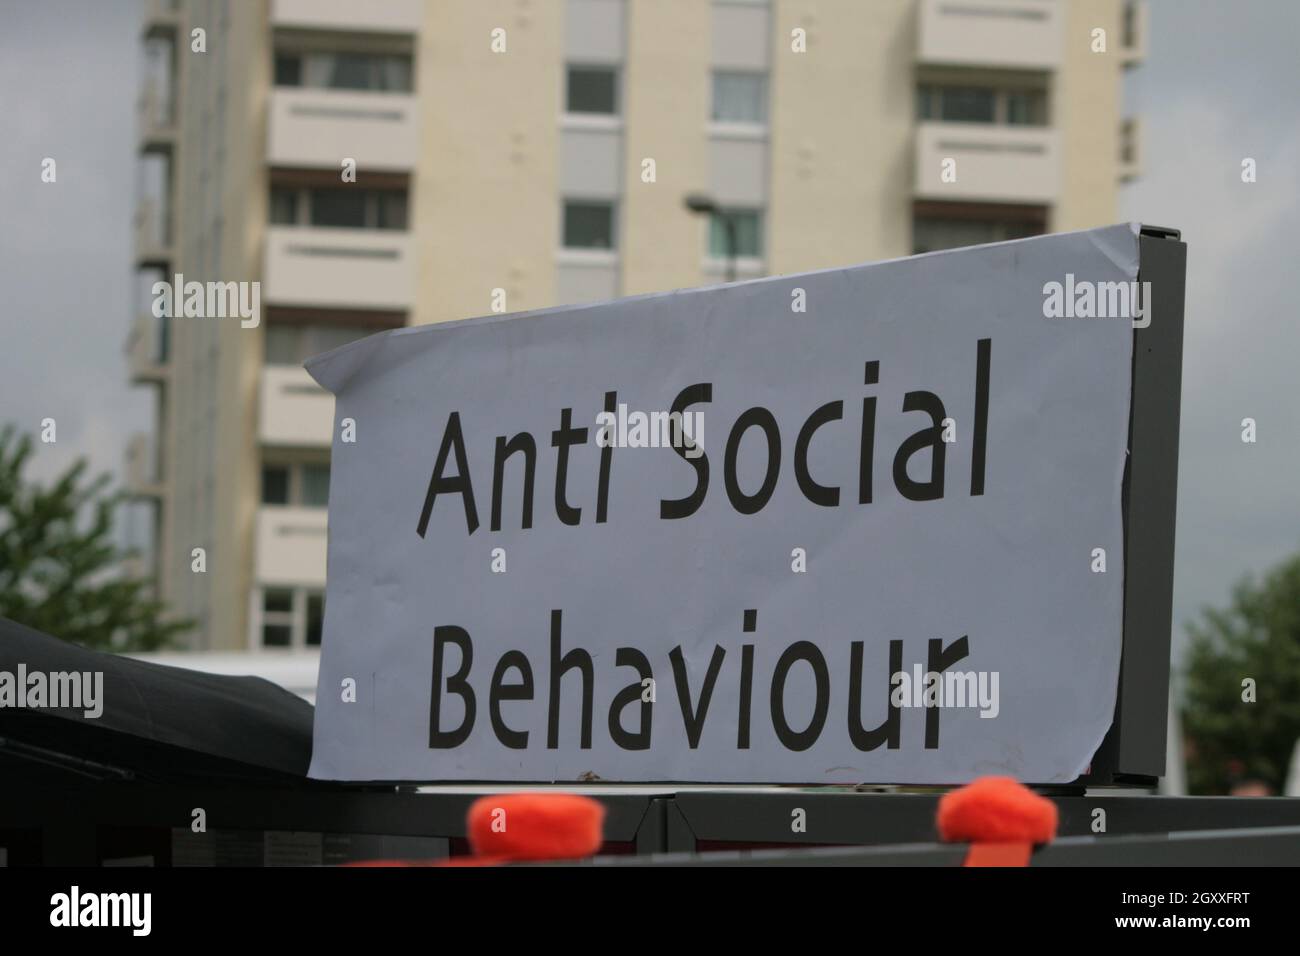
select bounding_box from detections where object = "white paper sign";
[306,224,1140,784]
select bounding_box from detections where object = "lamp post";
[684,193,737,283]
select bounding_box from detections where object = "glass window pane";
[940,87,995,123]
[265,325,300,365]
[563,201,614,250]
[378,55,412,92]
[273,53,301,87]
[327,53,376,90]
[377,190,408,230]
[709,211,762,258]
[916,84,935,121]
[913,218,1001,254]
[262,466,290,505]
[712,72,766,123]
[263,588,293,614]
[310,189,367,228]
[1005,90,1046,126]
[269,187,298,225]
[301,464,331,507]
[262,624,292,648]
[306,593,325,646]
[567,67,617,114]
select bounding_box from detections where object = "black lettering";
[848,639,902,751]
[489,650,533,750]
[546,609,593,749]
[417,412,479,537]
[770,641,830,751]
[669,644,726,748]
[607,648,653,751]
[660,383,712,519]
[892,390,947,501]
[794,400,843,507]
[429,625,475,748]
[724,407,781,515]
[491,432,536,531]
[551,407,587,526]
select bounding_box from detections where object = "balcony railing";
[1119,0,1148,68]
[1119,117,1142,183]
[255,506,329,588]
[914,121,1060,205]
[125,432,165,499]
[260,365,334,448]
[138,79,176,152]
[267,88,419,172]
[263,226,413,311]
[917,0,1063,71]
[127,314,170,385]
[134,196,173,266]
[142,0,181,37]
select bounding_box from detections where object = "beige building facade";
[126,0,1145,650]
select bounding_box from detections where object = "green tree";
[0,425,188,651]
[1182,554,1300,794]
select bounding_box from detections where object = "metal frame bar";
[1085,226,1187,784]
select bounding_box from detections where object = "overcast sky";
[0,0,1297,663]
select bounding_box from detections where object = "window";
[306,593,326,647]
[708,210,763,258]
[273,51,413,92]
[261,465,290,505]
[939,87,995,123]
[301,464,331,507]
[273,53,301,87]
[310,188,367,228]
[269,187,298,225]
[917,84,1047,126]
[258,588,326,649]
[912,217,1042,255]
[264,324,374,365]
[1005,90,1047,126]
[376,191,407,230]
[712,72,767,124]
[261,461,332,507]
[270,187,409,231]
[566,66,618,114]
[262,588,294,647]
[563,200,615,250]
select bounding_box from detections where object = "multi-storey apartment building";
[126,0,1146,651]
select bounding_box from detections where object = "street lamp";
[683,192,737,283]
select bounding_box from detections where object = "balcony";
[134,196,173,267]
[127,314,170,385]
[267,88,419,172]
[263,226,413,311]
[1119,0,1148,68]
[917,0,1063,71]
[125,433,165,499]
[260,365,334,448]
[914,121,1060,205]
[255,506,328,588]
[1119,117,1142,183]
[138,80,176,153]
[142,0,180,38]
[270,0,423,34]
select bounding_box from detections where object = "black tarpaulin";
[0,616,313,785]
